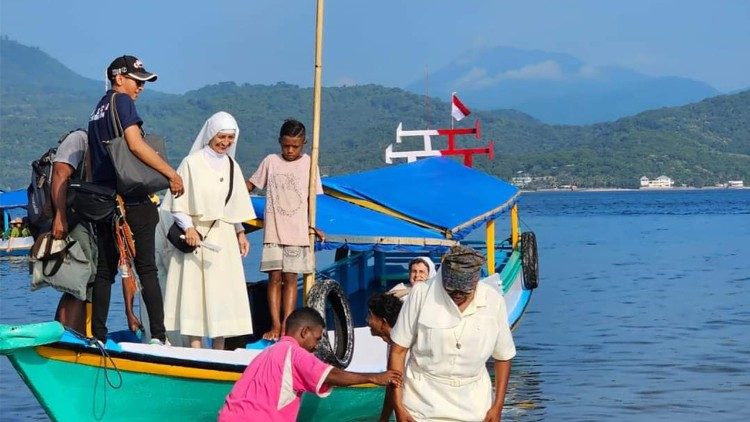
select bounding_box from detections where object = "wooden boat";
[0,188,33,257]
[0,156,538,421]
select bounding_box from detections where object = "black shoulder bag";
[105,93,170,197]
[167,157,235,253]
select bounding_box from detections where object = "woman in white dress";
[388,256,437,301]
[388,246,516,422]
[162,111,255,349]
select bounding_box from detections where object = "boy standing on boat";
[246,119,324,340]
[218,307,402,421]
[87,55,184,344]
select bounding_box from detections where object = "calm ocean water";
[1,189,749,421]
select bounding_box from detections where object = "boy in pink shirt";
[218,307,402,422]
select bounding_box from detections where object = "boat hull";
[0,236,33,257]
[3,340,383,421]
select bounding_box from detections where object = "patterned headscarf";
[441,245,485,292]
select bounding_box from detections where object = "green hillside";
[1,38,748,190]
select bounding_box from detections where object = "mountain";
[405,46,720,125]
[1,39,748,190]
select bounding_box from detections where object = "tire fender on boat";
[521,231,539,290]
[305,279,354,368]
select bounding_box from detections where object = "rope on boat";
[67,329,124,389]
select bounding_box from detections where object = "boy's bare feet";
[263,325,281,341]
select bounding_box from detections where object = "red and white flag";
[451,92,471,121]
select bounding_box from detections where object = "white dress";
[391,272,516,422]
[162,149,256,338]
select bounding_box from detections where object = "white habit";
[162,112,256,338]
[391,271,516,421]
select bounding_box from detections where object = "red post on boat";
[436,120,492,167]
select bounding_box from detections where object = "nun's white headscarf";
[414,256,437,279]
[189,111,239,158]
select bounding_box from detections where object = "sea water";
[1,189,749,421]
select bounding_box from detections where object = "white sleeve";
[234,223,244,233]
[492,295,517,361]
[390,283,426,348]
[172,212,193,230]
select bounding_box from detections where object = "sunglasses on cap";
[124,75,145,87]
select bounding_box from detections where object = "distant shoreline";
[522,186,749,193]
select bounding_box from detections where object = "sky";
[1,0,748,94]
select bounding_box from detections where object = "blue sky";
[1,0,748,94]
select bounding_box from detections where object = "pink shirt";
[248,154,323,246]
[219,337,333,422]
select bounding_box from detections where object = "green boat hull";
[2,324,383,422]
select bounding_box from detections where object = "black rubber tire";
[521,231,539,290]
[306,279,354,368]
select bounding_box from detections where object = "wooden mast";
[304,0,325,299]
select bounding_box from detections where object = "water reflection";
[491,353,547,421]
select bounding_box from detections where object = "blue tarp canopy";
[0,188,28,227]
[0,189,27,209]
[323,157,519,240]
[251,195,456,252]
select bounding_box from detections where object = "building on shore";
[511,175,533,188]
[640,175,674,189]
[727,180,744,188]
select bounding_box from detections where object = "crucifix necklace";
[453,320,467,349]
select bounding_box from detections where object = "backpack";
[27,129,87,235]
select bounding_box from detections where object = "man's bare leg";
[212,336,225,350]
[54,293,86,333]
[263,270,283,340]
[188,335,203,349]
[280,272,299,337]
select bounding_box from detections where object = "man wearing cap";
[87,55,184,344]
[388,245,516,422]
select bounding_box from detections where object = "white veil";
[416,256,437,279]
[189,111,239,158]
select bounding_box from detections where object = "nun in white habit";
[389,246,516,421]
[162,111,255,349]
[387,256,437,301]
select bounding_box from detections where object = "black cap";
[107,55,158,82]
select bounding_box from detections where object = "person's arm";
[310,226,326,242]
[237,230,249,257]
[483,359,512,422]
[378,383,396,422]
[123,125,184,197]
[50,162,75,239]
[324,367,402,387]
[245,180,255,192]
[388,344,415,422]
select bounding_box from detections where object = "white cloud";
[456,60,565,89]
[577,64,599,78]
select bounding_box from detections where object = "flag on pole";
[451,92,471,121]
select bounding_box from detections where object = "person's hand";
[369,370,402,387]
[169,173,185,198]
[51,213,68,240]
[184,227,201,247]
[482,404,502,422]
[310,227,326,242]
[237,231,249,257]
